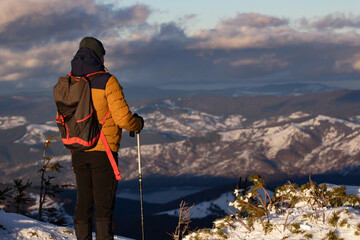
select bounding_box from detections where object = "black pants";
[72,151,118,240]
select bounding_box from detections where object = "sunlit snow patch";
[157,192,236,219]
[15,124,58,145]
[0,116,27,130]
[0,210,134,240]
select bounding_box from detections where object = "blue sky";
[0,0,360,93]
[128,0,360,33]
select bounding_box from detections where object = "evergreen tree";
[0,186,11,208]
[13,178,32,214]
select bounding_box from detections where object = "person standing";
[70,37,144,240]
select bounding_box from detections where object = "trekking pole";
[130,131,145,240]
[137,132,145,240]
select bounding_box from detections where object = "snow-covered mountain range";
[2,90,360,185]
[119,99,360,182]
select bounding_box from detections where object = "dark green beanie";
[79,37,106,58]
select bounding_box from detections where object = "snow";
[300,115,360,130]
[252,112,310,128]
[337,134,360,156]
[220,206,360,240]
[219,123,311,159]
[15,124,58,145]
[224,115,246,128]
[135,100,246,137]
[0,116,27,130]
[260,124,310,159]
[114,112,360,179]
[216,114,360,173]
[0,210,133,240]
[158,188,275,219]
[143,110,245,137]
[183,185,360,240]
[1,173,360,240]
[158,192,237,218]
[1,186,360,239]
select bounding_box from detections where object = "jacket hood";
[71,48,105,76]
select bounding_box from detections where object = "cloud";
[220,13,289,29]
[301,13,360,30]
[230,54,288,69]
[190,13,360,50]
[0,0,151,49]
[0,4,360,91]
[335,53,360,74]
[0,0,152,82]
[0,41,76,81]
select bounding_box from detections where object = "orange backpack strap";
[100,110,122,180]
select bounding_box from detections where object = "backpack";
[54,71,105,150]
[53,71,122,180]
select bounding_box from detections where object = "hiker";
[70,37,144,240]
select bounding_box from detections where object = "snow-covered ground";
[2,183,359,239]
[159,188,275,219]
[220,205,360,240]
[0,210,134,240]
[183,184,360,240]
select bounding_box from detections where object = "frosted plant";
[184,175,360,240]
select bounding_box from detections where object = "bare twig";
[228,208,252,232]
[171,201,194,240]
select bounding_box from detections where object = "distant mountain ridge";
[0,82,343,100]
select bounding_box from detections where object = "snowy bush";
[184,175,360,240]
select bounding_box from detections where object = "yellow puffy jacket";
[87,74,142,152]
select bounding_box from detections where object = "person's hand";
[129,113,144,137]
[133,113,144,131]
